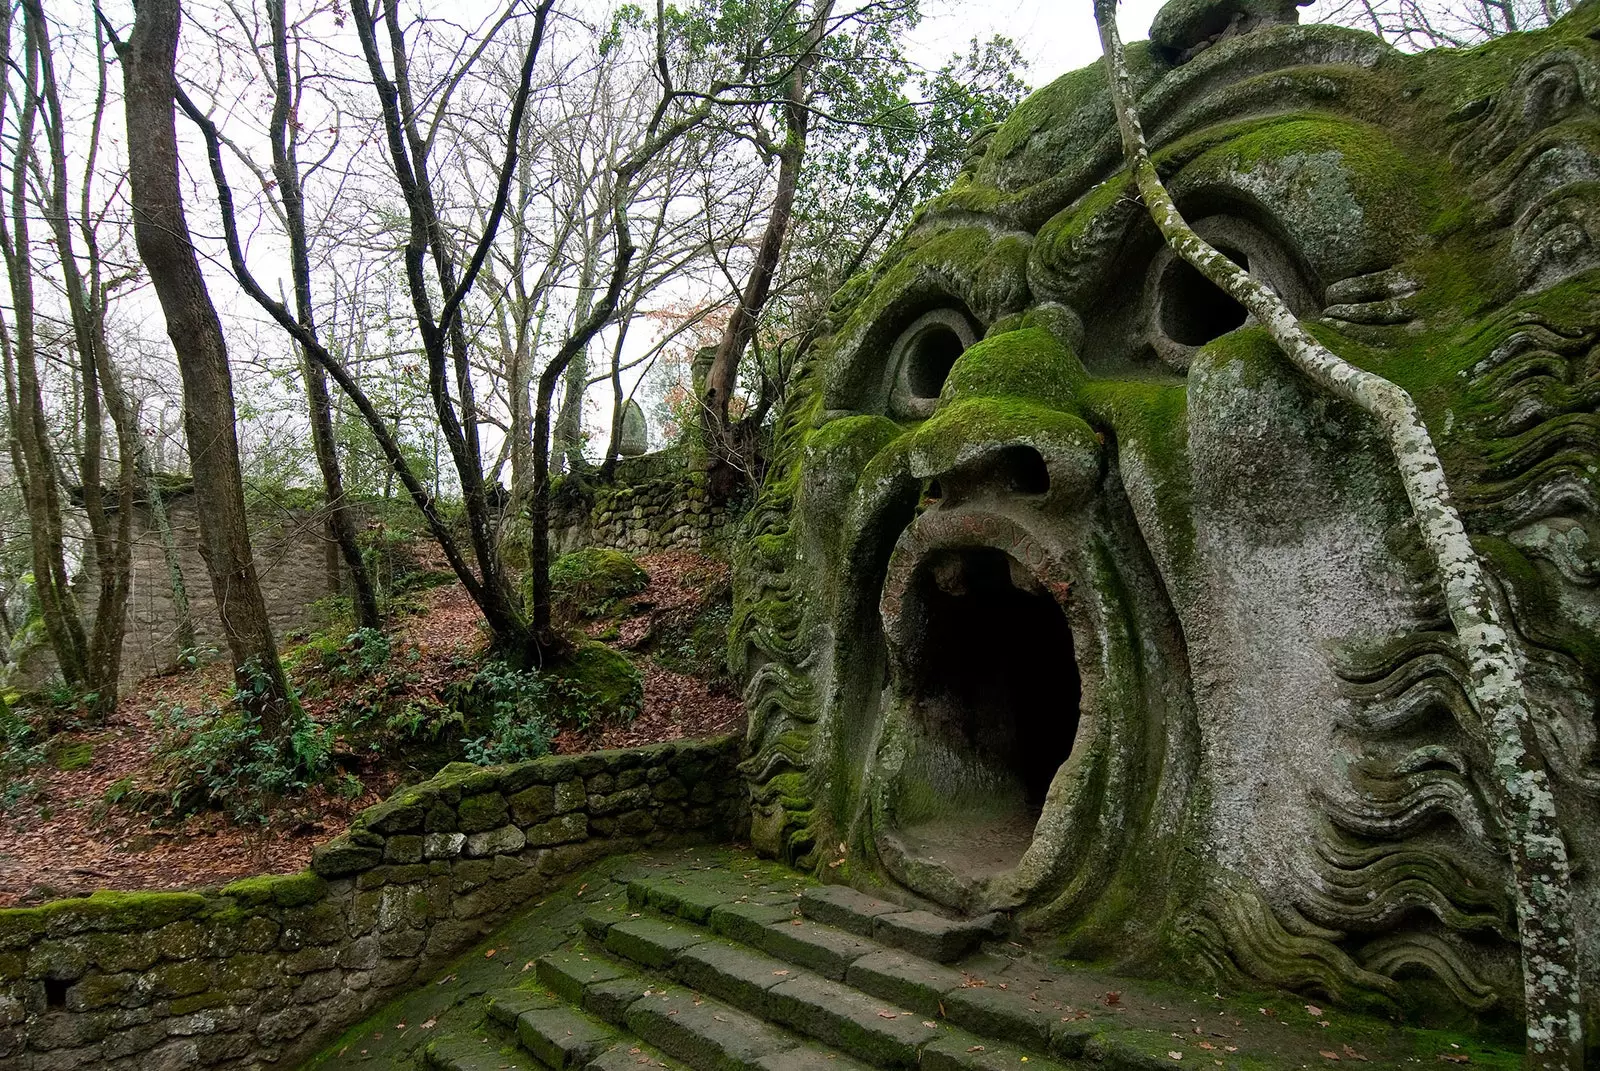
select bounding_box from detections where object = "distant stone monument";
[733,0,1600,1034]
[618,399,650,457]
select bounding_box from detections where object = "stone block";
[310,838,381,878]
[553,779,586,814]
[384,835,425,864]
[255,1006,313,1044]
[526,812,587,848]
[509,784,554,825]
[423,832,466,860]
[465,824,526,858]
[457,793,509,833]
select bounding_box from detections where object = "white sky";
[909,0,1168,85]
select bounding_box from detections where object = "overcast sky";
[908,0,1169,87]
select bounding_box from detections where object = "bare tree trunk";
[600,318,632,481]
[120,0,297,736]
[28,0,137,716]
[701,0,835,452]
[0,8,88,689]
[1092,3,1581,1065]
[530,205,636,644]
[553,214,606,472]
[266,0,379,630]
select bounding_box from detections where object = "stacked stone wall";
[0,734,747,1070]
[553,450,748,555]
[18,493,347,688]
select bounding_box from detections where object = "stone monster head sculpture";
[732,0,1600,1033]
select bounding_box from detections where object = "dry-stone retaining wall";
[0,734,747,1070]
[553,450,747,555]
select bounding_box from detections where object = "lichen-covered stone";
[464,825,527,858]
[455,792,509,834]
[309,838,382,878]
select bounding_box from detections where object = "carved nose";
[924,444,1051,509]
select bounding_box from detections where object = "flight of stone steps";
[417,864,1213,1071]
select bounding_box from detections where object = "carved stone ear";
[887,309,977,420]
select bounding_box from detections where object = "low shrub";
[0,702,44,813]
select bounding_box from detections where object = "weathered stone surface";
[625,987,795,1069]
[525,813,587,848]
[768,973,935,1066]
[798,886,901,937]
[464,825,526,859]
[456,794,509,834]
[844,950,963,1017]
[514,1005,618,1069]
[754,919,875,981]
[603,917,706,970]
[422,833,466,860]
[728,0,1600,1033]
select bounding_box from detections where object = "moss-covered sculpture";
[731,0,1600,1045]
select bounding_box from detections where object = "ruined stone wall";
[0,735,747,1071]
[553,450,747,556]
[20,494,345,688]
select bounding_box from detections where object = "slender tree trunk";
[553,214,606,472]
[701,0,835,449]
[266,0,378,629]
[28,0,137,716]
[121,0,297,736]
[529,206,636,644]
[600,317,632,481]
[1,11,88,689]
[1092,3,1581,1065]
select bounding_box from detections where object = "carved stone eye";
[1157,245,1249,347]
[1145,215,1315,371]
[889,308,977,419]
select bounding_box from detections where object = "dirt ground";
[0,551,744,907]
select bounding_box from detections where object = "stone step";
[533,946,878,1071]
[601,884,1068,1060]
[629,874,1003,965]
[574,910,1074,1070]
[422,1032,544,1071]
[582,872,1256,1071]
[796,885,1005,964]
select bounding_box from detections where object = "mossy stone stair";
[309,847,1521,1070]
[418,862,1226,1071]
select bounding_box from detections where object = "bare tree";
[116,0,299,736]
[26,0,142,714]
[0,2,90,693]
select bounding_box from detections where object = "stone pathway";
[302,847,1522,1070]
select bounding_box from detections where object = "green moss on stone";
[941,328,1085,409]
[0,889,209,943]
[221,871,327,909]
[551,640,643,722]
[550,548,649,620]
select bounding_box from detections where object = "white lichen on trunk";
[1090,3,1582,1065]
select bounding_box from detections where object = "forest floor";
[0,550,744,907]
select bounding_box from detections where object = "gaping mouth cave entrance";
[891,547,1081,878]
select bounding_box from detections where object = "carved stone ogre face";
[733,3,1600,1027]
